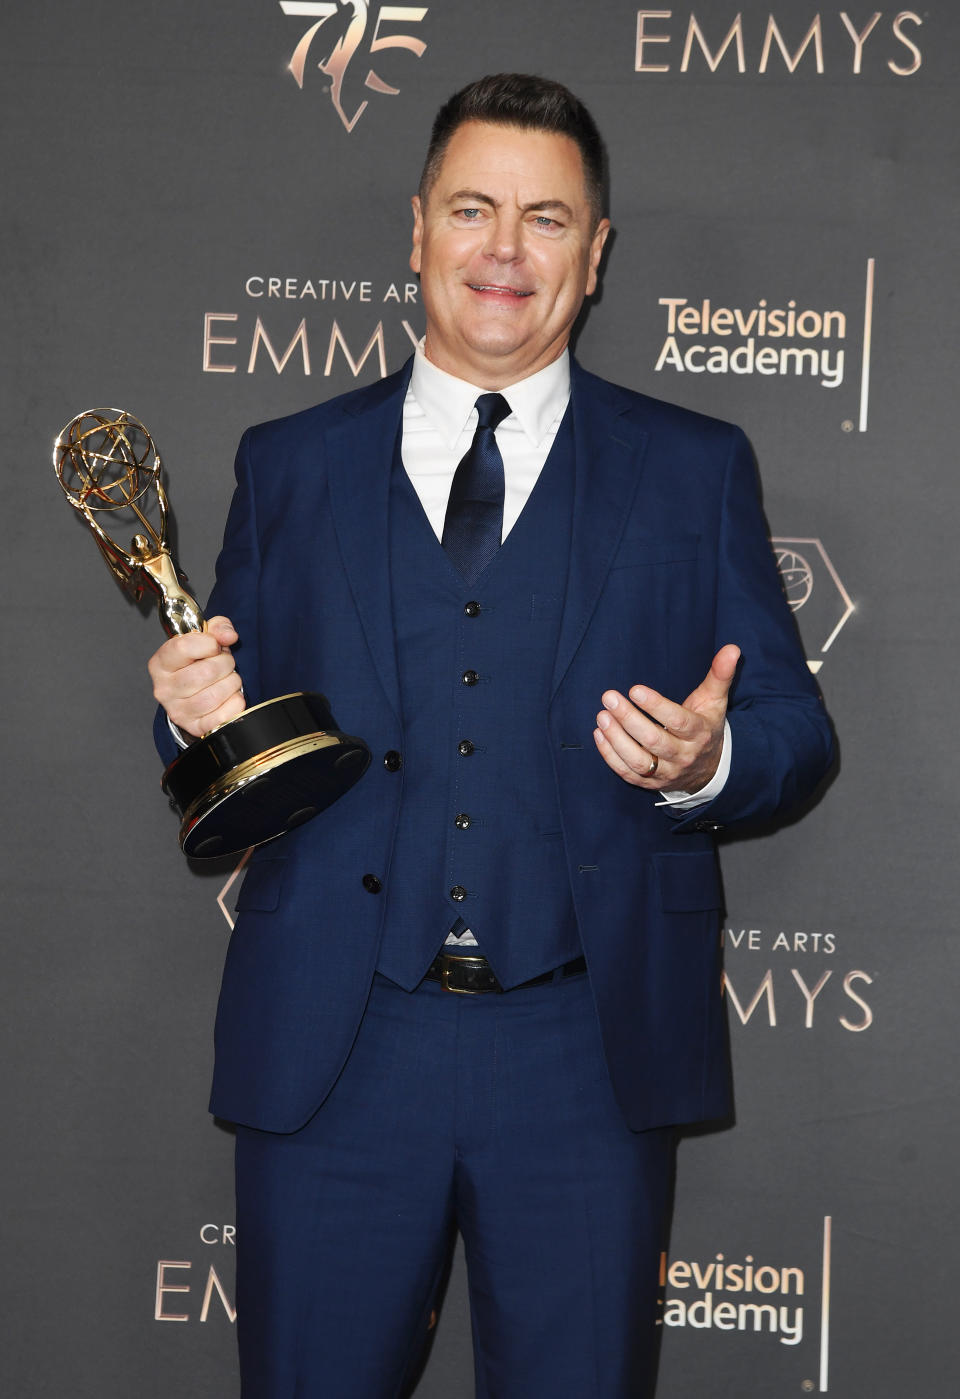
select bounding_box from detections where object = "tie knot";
[474,392,511,433]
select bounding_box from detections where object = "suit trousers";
[234,969,676,1399]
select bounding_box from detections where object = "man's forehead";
[429,122,588,198]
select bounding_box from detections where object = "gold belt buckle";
[439,954,488,995]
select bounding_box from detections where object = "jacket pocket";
[235,858,286,913]
[653,850,722,912]
[610,534,700,570]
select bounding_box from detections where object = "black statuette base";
[161,692,370,859]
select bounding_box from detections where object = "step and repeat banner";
[4,4,957,1396]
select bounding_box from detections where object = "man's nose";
[482,213,524,262]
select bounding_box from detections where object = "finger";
[682,643,741,713]
[176,651,240,702]
[593,725,653,786]
[152,646,237,702]
[604,687,696,745]
[149,617,238,677]
[178,694,248,740]
[206,615,239,647]
[191,679,247,734]
[595,711,666,784]
[169,671,246,737]
[149,630,226,681]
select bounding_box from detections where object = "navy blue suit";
[155,358,833,1396]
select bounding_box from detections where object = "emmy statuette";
[54,409,370,857]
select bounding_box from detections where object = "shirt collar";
[410,340,571,449]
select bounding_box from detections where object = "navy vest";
[376,407,582,990]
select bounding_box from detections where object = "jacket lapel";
[550,360,651,698]
[326,360,413,722]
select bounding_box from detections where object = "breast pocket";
[609,534,700,571]
[605,535,704,670]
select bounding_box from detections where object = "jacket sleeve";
[672,426,835,833]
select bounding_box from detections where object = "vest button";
[463,601,481,618]
[362,873,382,894]
[461,669,479,686]
[450,885,467,901]
[454,813,471,829]
[383,750,402,772]
[457,739,475,756]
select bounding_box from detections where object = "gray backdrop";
[4,3,957,1395]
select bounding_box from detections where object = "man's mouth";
[467,283,534,297]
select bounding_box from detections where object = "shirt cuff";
[655,719,732,813]
[167,714,191,749]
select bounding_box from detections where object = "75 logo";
[279,2,428,132]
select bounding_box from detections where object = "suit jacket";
[155,358,834,1134]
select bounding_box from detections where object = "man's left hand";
[594,644,741,793]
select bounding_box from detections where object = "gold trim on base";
[178,731,342,846]
[199,692,313,739]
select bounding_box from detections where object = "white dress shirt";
[403,342,570,543]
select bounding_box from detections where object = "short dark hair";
[419,73,607,225]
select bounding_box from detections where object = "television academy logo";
[279,1,428,132]
[653,259,877,431]
[772,537,854,674]
[660,1218,834,1392]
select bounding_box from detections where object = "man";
[149,74,833,1398]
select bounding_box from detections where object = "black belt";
[425,952,587,996]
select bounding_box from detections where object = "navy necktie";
[441,392,511,583]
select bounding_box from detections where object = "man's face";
[410,121,610,388]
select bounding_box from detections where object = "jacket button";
[463,600,481,618]
[450,885,467,901]
[383,750,402,772]
[457,739,475,756]
[454,813,471,829]
[362,873,382,894]
[461,669,479,686]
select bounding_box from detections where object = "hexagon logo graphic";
[772,537,854,673]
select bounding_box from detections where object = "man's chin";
[458,323,540,364]
[425,323,559,383]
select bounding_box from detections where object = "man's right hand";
[147,615,246,739]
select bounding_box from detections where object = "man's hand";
[593,644,741,793]
[147,615,246,739]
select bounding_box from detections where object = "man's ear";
[409,195,423,275]
[585,218,611,297]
